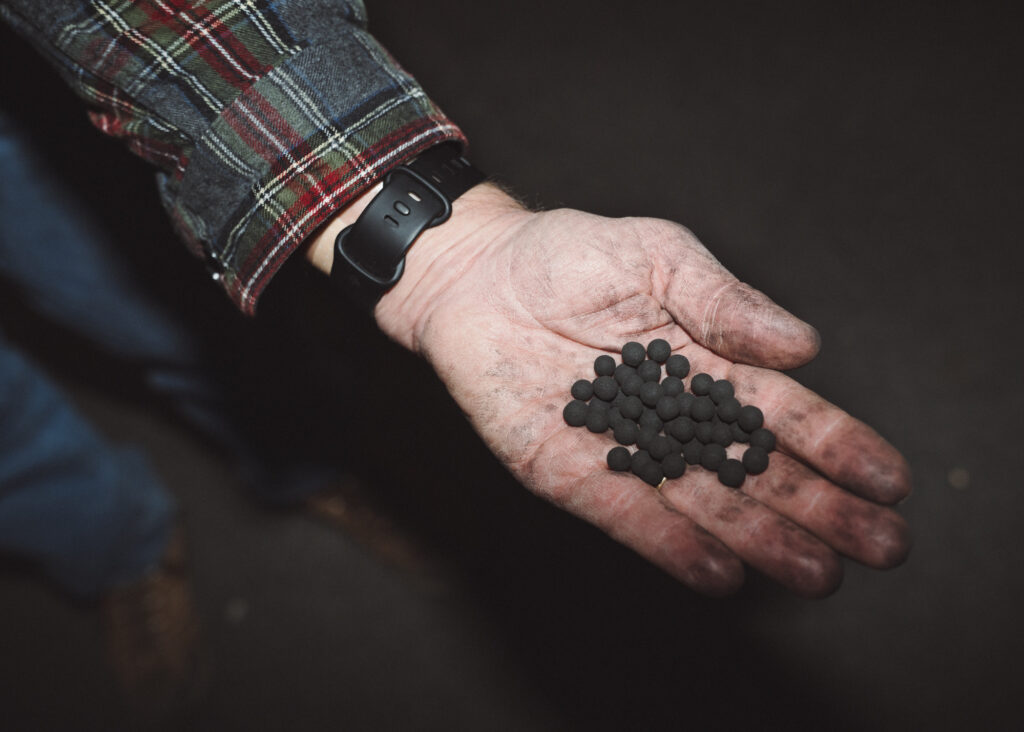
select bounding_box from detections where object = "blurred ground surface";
[1,2,1021,730]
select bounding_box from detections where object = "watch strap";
[331,143,485,309]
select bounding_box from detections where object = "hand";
[369,184,912,597]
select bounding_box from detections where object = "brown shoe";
[101,527,203,713]
[304,476,435,575]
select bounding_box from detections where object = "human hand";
[368,184,911,597]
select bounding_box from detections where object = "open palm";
[385,202,910,597]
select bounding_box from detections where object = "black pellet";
[631,450,653,476]
[661,376,684,397]
[717,397,741,423]
[638,409,664,432]
[636,425,658,450]
[594,354,616,377]
[656,395,680,421]
[639,381,662,408]
[718,459,746,488]
[585,408,610,433]
[695,421,713,444]
[649,435,674,461]
[700,443,727,471]
[622,373,644,397]
[665,354,690,378]
[571,379,593,401]
[588,399,609,415]
[730,421,750,443]
[647,338,671,363]
[622,341,646,367]
[563,400,588,427]
[593,375,619,402]
[607,446,632,471]
[639,461,665,487]
[709,379,735,404]
[662,453,686,480]
[749,428,776,452]
[637,359,662,383]
[738,405,764,433]
[691,372,714,396]
[711,421,733,447]
[613,420,639,446]
[667,416,696,443]
[677,392,695,417]
[620,395,644,421]
[666,435,684,454]
[611,391,626,407]
[683,439,703,465]
[742,446,770,475]
[691,396,716,422]
[614,363,636,385]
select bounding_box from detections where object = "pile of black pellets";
[562,339,776,488]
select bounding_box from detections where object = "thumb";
[655,228,820,369]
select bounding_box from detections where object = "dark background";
[2,1,1022,729]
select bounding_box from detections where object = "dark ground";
[1,1,1022,729]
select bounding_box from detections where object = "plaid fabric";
[0,0,465,313]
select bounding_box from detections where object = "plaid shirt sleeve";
[0,0,465,314]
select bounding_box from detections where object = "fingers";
[652,226,820,369]
[739,452,911,568]
[727,364,913,505]
[527,430,745,596]
[658,467,844,598]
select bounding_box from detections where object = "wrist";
[306,180,531,351]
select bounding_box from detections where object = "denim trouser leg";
[0,336,173,597]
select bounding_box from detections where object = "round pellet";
[749,428,776,452]
[622,341,646,367]
[742,446,770,475]
[716,397,741,423]
[647,339,672,363]
[662,453,686,479]
[637,359,662,383]
[691,373,714,396]
[730,421,750,443]
[636,425,658,450]
[665,354,690,378]
[666,435,684,454]
[718,459,746,488]
[677,392,695,417]
[585,408,610,433]
[614,363,636,385]
[607,446,632,471]
[694,421,713,444]
[711,421,733,447]
[709,379,735,405]
[571,379,594,401]
[683,439,703,465]
[563,399,588,427]
[738,405,764,433]
[639,461,665,487]
[593,375,619,402]
[691,396,716,422]
[667,416,696,443]
[649,434,674,461]
[700,443,727,471]
[594,354,616,377]
[656,395,680,421]
[620,395,644,421]
[661,376,684,397]
[631,450,654,477]
[613,420,639,446]
[621,373,644,397]
[638,409,664,432]
[639,381,662,408]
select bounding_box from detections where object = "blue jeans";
[0,115,188,597]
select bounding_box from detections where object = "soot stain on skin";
[715,503,744,524]
[771,480,799,499]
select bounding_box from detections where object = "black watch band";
[330,142,485,310]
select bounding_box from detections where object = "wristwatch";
[330,142,485,310]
